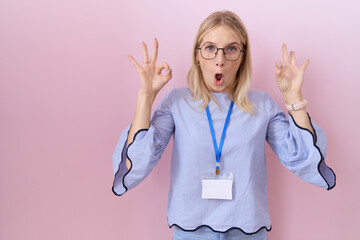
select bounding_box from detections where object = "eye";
[204,45,216,52]
[226,46,238,53]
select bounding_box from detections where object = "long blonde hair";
[187,10,254,114]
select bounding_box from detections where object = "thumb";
[300,59,310,71]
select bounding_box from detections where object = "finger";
[156,62,171,75]
[275,61,282,75]
[142,42,149,64]
[282,43,290,64]
[128,55,142,71]
[163,69,173,83]
[300,59,310,71]
[150,38,158,63]
[275,61,282,69]
[290,51,296,65]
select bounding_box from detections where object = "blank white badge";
[201,172,233,200]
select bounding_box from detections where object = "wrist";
[286,99,308,111]
[138,89,157,104]
[283,92,303,105]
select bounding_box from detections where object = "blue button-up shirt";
[112,88,335,234]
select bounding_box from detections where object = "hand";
[128,38,172,98]
[275,44,310,104]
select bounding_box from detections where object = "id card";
[201,172,233,200]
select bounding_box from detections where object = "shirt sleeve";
[265,94,336,190]
[112,91,175,196]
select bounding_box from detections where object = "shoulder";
[156,87,192,109]
[166,87,192,98]
[160,87,192,103]
[248,90,274,105]
[248,90,281,114]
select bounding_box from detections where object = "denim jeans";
[172,226,268,240]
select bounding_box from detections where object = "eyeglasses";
[196,44,246,61]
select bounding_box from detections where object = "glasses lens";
[224,46,240,61]
[201,45,217,60]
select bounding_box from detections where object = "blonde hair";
[187,10,254,114]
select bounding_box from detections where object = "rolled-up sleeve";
[266,95,336,190]
[112,92,175,196]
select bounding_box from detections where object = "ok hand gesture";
[275,44,309,104]
[128,38,172,98]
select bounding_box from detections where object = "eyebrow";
[201,41,241,46]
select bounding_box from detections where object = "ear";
[236,57,243,77]
[239,52,245,66]
[195,52,199,64]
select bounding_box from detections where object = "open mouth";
[214,73,224,86]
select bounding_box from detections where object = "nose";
[215,49,225,67]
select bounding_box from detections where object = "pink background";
[1,0,359,239]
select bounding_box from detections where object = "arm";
[126,39,172,169]
[275,44,315,137]
[266,97,336,190]
[270,44,335,189]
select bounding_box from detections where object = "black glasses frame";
[196,45,246,61]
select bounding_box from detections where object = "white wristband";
[286,99,308,111]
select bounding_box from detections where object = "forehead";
[201,25,240,46]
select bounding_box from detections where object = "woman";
[112,10,336,240]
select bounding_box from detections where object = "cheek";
[199,62,211,75]
[232,62,241,74]
[228,64,240,76]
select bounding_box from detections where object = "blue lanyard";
[205,101,234,175]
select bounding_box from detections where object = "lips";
[214,73,224,86]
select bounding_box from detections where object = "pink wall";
[1,0,358,239]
